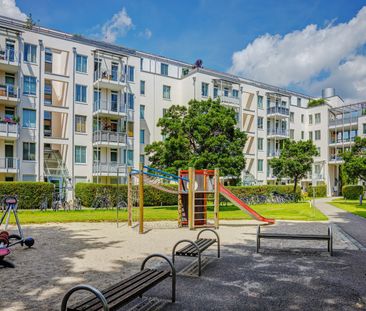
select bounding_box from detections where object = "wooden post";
[127,167,132,227]
[188,167,194,230]
[178,169,182,228]
[214,168,220,229]
[139,163,144,234]
[203,169,207,225]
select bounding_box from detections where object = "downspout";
[38,39,43,181]
[71,47,76,199]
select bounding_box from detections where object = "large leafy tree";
[269,139,319,193]
[342,136,366,183]
[145,99,247,181]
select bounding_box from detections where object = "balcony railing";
[329,117,358,126]
[0,157,19,171]
[0,84,19,99]
[329,137,356,144]
[93,162,127,175]
[220,95,240,105]
[0,122,18,136]
[93,100,127,114]
[0,48,18,64]
[94,69,125,83]
[329,155,343,162]
[93,131,126,144]
[267,150,281,157]
[267,106,289,116]
[267,129,288,136]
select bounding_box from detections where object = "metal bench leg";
[256,226,260,253]
[329,226,333,256]
[197,249,202,277]
[197,229,220,258]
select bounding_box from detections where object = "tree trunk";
[293,176,298,194]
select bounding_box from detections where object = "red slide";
[219,184,275,224]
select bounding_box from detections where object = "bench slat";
[176,239,216,257]
[259,233,330,240]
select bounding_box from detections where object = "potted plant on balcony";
[12,116,20,124]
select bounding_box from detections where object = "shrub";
[342,185,364,200]
[0,182,54,209]
[307,98,326,108]
[307,184,327,198]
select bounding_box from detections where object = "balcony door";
[5,144,14,168]
[5,40,15,62]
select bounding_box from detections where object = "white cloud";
[0,0,27,20]
[100,8,133,43]
[139,28,152,39]
[229,6,366,102]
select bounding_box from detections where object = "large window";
[309,115,313,125]
[309,131,313,141]
[363,124,366,134]
[257,95,263,109]
[213,87,218,98]
[23,142,36,161]
[232,89,239,98]
[290,129,294,139]
[257,117,263,129]
[140,80,145,95]
[75,115,86,133]
[315,130,321,140]
[76,54,87,73]
[75,146,87,164]
[163,85,171,99]
[24,43,37,63]
[161,63,169,76]
[140,105,145,119]
[110,149,117,162]
[140,129,145,144]
[22,109,36,128]
[125,93,134,109]
[301,131,304,140]
[257,138,263,151]
[201,82,209,97]
[301,114,304,123]
[257,159,263,172]
[76,84,87,103]
[315,113,321,124]
[23,76,36,95]
[290,112,294,122]
[297,97,301,107]
[128,65,135,82]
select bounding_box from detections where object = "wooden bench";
[61,254,176,311]
[172,229,220,276]
[256,225,333,256]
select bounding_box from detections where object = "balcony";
[329,117,358,127]
[267,129,288,139]
[267,150,281,157]
[0,49,19,72]
[220,95,240,106]
[329,155,343,164]
[93,69,125,91]
[93,162,127,176]
[0,157,19,173]
[93,131,127,147]
[93,100,127,117]
[329,137,356,145]
[267,106,289,118]
[0,122,18,139]
[0,84,20,105]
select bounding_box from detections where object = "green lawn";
[330,199,366,219]
[4,202,327,224]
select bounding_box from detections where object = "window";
[76,54,87,73]
[163,108,167,116]
[297,97,301,107]
[290,112,294,122]
[44,80,52,105]
[315,130,321,140]
[126,93,134,109]
[161,63,169,76]
[140,80,145,95]
[301,131,304,140]
[127,150,133,166]
[363,124,366,134]
[232,89,239,98]
[309,115,313,125]
[140,129,145,144]
[301,114,304,123]
[22,109,36,128]
[140,58,144,70]
[75,84,87,103]
[23,76,36,95]
[111,91,118,111]
[128,65,134,82]
[257,117,263,129]
[257,138,263,151]
[23,174,36,182]
[257,95,263,109]
[163,85,171,99]
[315,113,321,124]
[75,115,86,133]
[257,159,263,172]
[317,147,321,157]
[140,105,145,119]
[140,155,145,165]
[24,43,37,63]
[5,107,14,119]
[223,88,229,97]
[201,82,209,97]
[45,48,53,73]
[111,62,118,81]
[213,87,218,98]
[23,142,36,161]
[314,164,321,175]
[309,131,313,141]
[93,148,100,161]
[75,146,86,164]
[110,149,117,162]
[44,111,52,136]
[290,129,294,139]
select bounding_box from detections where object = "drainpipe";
[193,77,196,100]
[71,47,76,199]
[38,39,43,181]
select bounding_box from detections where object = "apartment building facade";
[0,16,364,199]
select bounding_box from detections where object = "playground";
[1,167,366,310]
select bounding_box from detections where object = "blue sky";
[3,0,366,100]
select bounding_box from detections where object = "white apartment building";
[0,16,364,199]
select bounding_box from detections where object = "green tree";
[342,136,366,183]
[145,99,247,182]
[269,139,319,193]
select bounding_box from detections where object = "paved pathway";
[315,197,366,249]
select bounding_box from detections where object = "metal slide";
[219,184,275,224]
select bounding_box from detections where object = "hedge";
[307,185,327,198]
[75,183,302,207]
[0,182,54,209]
[342,185,364,200]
